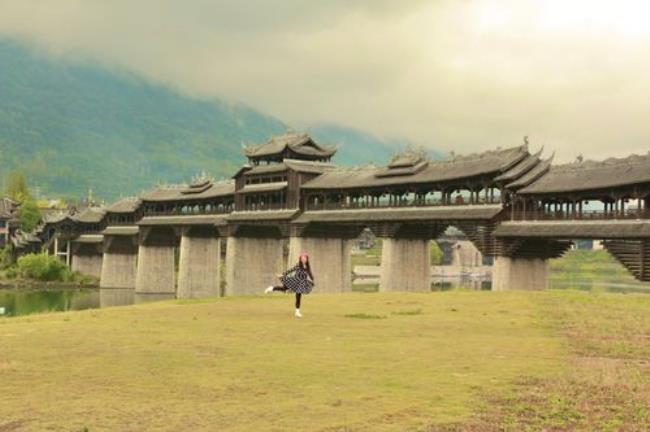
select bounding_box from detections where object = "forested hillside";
[0,39,439,201]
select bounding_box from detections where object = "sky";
[0,0,649,162]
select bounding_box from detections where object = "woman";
[265,252,314,318]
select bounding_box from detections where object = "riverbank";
[1,290,647,430]
[0,279,98,290]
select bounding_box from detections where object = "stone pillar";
[492,256,548,291]
[100,288,135,307]
[71,251,103,278]
[177,227,221,299]
[287,237,353,293]
[100,236,138,289]
[225,236,285,295]
[380,238,431,292]
[135,227,177,295]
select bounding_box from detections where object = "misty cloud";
[0,0,648,161]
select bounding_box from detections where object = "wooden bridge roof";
[293,205,503,224]
[44,207,106,225]
[301,145,529,190]
[141,180,235,202]
[518,152,650,195]
[243,132,336,159]
[71,207,107,223]
[494,220,650,239]
[106,197,142,213]
[234,159,337,178]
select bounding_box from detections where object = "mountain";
[0,39,442,201]
[0,39,287,200]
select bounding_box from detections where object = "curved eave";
[494,147,544,183]
[506,155,554,191]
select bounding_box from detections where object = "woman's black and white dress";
[280,265,314,294]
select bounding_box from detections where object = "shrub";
[16,253,69,281]
[64,271,98,285]
[430,241,444,265]
[4,267,18,279]
[0,245,14,269]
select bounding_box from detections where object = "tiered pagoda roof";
[494,148,544,184]
[234,159,337,178]
[243,132,336,163]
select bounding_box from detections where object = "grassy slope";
[549,249,649,291]
[1,290,648,431]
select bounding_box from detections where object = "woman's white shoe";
[295,309,302,318]
[264,286,274,294]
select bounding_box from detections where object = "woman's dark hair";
[298,257,310,270]
[298,257,313,278]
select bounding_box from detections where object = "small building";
[11,230,42,256]
[0,197,20,248]
[40,206,107,265]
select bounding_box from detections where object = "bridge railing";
[143,206,234,217]
[512,209,650,221]
[305,196,501,211]
[239,202,291,212]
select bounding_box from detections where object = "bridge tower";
[225,133,338,295]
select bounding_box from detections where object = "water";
[0,287,100,317]
[353,277,492,293]
[0,286,174,317]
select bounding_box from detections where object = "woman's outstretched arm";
[281,265,299,277]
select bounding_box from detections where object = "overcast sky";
[1,0,649,161]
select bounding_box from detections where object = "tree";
[430,241,444,265]
[19,198,41,233]
[5,170,30,201]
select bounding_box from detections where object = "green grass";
[0,290,648,431]
[344,312,387,319]
[454,290,650,430]
[549,249,650,293]
[391,308,423,316]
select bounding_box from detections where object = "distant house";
[0,197,20,248]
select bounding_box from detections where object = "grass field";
[0,290,648,431]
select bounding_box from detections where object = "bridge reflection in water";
[30,132,650,298]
